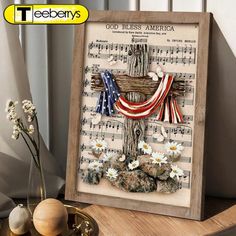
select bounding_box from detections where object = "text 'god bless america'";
[106,24,175,31]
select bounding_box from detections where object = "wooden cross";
[90,44,184,158]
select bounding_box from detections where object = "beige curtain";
[0,1,64,217]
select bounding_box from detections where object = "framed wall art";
[65,10,211,220]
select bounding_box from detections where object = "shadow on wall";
[205,18,236,197]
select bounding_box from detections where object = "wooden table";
[81,197,236,236]
[1,197,236,236]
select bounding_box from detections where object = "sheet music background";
[77,22,199,207]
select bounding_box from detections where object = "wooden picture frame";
[65,10,211,220]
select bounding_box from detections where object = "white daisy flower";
[170,165,184,180]
[88,160,103,171]
[28,125,34,134]
[150,152,168,166]
[91,139,107,152]
[128,160,139,170]
[103,152,117,162]
[138,141,152,155]
[165,142,184,156]
[106,168,118,180]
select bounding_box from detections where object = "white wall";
[207,0,236,57]
[20,0,236,196]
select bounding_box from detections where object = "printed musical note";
[84,79,90,87]
[84,65,196,80]
[82,118,87,126]
[88,42,196,66]
[145,124,192,137]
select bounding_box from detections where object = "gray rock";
[102,161,110,173]
[111,169,156,192]
[138,155,171,178]
[157,165,172,180]
[110,160,126,172]
[157,178,180,193]
[82,169,102,185]
[102,159,127,174]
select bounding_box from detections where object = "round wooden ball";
[33,199,68,236]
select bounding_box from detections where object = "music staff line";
[81,118,193,136]
[148,114,193,123]
[82,119,122,131]
[81,105,194,124]
[88,53,195,66]
[88,42,196,65]
[84,66,196,80]
[88,42,196,56]
[80,129,192,147]
[104,113,194,124]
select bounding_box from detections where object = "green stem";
[19,113,46,200]
[23,130,39,155]
[35,116,41,157]
[19,121,39,156]
[38,163,46,199]
[34,116,45,199]
[18,119,40,167]
[20,133,39,168]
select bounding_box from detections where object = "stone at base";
[82,170,102,185]
[111,169,156,192]
[110,160,126,172]
[157,165,172,180]
[138,155,171,178]
[157,178,180,193]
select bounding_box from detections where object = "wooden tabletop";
[1,197,236,236]
[81,197,236,236]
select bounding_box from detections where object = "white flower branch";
[5,100,40,168]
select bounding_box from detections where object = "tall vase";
[27,157,46,215]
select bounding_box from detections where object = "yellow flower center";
[96,143,103,148]
[170,146,177,151]
[157,158,161,162]
[173,170,178,173]
[143,144,148,149]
